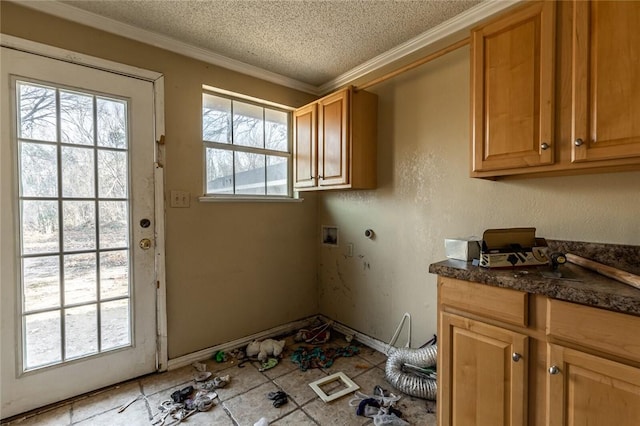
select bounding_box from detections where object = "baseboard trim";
[166,316,318,370]
[167,316,390,371]
[319,316,390,355]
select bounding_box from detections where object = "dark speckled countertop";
[428,240,640,317]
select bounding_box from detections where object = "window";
[202,91,292,197]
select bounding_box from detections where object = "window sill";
[198,195,304,203]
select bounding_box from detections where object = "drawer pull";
[512,352,522,362]
[548,365,560,375]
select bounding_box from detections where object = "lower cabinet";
[439,312,528,426]
[546,344,640,426]
[437,276,640,426]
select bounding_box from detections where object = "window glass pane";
[21,200,59,255]
[203,94,231,143]
[100,250,129,299]
[206,148,234,194]
[101,299,130,350]
[235,152,265,195]
[98,149,128,198]
[20,142,58,197]
[267,156,289,195]
[65,304,98,359]
[233,101,264,148]
[23,256,60,312]
[64,253,97,305]
[97,98,127,148]
[265,109,288,152]
[18,82,57,142]
[60,90,94,145]
[62,146,95,198]
[99,201,128,249]
[63,201,96,251]
[25,311,62,369]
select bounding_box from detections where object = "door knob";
[139,238,152,250]
[541,142,550,150]
[574,138,584,146]
[548,365,560,375]
[512,352,522,362]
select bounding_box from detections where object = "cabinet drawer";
[439,277,528,327]
[547,299,640,363]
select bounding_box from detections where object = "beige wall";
[1,2,319,359]
[318,46,640,347]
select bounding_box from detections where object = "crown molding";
[14,0,321,95]
[14,0,519,97]
[318,0,521,94]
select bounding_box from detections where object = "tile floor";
[2,333,437,426]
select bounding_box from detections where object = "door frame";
[0,34,168,372]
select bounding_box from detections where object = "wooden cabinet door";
[572,1,640,162]
[471,1,555,172]
[318,89,349,187]
[439,312,528,426]
[293,103,317,189]
[547,344,640,426]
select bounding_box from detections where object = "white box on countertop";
[444,237,481,261]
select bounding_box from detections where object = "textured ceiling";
[61,0,481,87]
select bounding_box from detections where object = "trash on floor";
[294,320,333,344]
[151,363,225,425]
[309,371,360,402]
[291,345,359,371]
[253,417,269,426]
[350,386,408,426]
[266,390,289,407]
[258,357,279,372]
[246,338,286,362]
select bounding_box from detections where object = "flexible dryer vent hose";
[384,344,437,400]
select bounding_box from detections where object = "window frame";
[201,88,296,201]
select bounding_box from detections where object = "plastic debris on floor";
[291,345,359,371]
[350,385,409,426]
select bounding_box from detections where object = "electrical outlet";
[170,190,190,208]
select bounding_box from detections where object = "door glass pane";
[267,156,288,195]
[60,90,94,145]
[63,201,96,251]
[18,82,57,142]
[23,256,60,312]
[265,109,288,152]
[233,101,264,148]
[100,250,129,299]
[101,299,130,350]
[98,150,128,198]
[99,201,128,249]
[235,152,265,195]
[25,311,61,369]
[65,305,98,359]
[20,142,58,197]
[97,98,127,148]
[203,93,231,143]
[64,253,97,305]
[16,79,135,371]
[62,146,95,198]
[21,200,59,255]
[205,148,233,194]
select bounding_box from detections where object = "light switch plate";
[170,190,190,208]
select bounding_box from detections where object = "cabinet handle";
[540,142,550,150]
[548,365,560,375]
[512,352,522,362]
[574,138,584,147]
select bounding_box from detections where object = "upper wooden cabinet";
[471,0,640,179]
[571,1,640,163]
[471,1,556,173]
[293,87,377,191]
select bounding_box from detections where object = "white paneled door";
[1,47,158,419]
